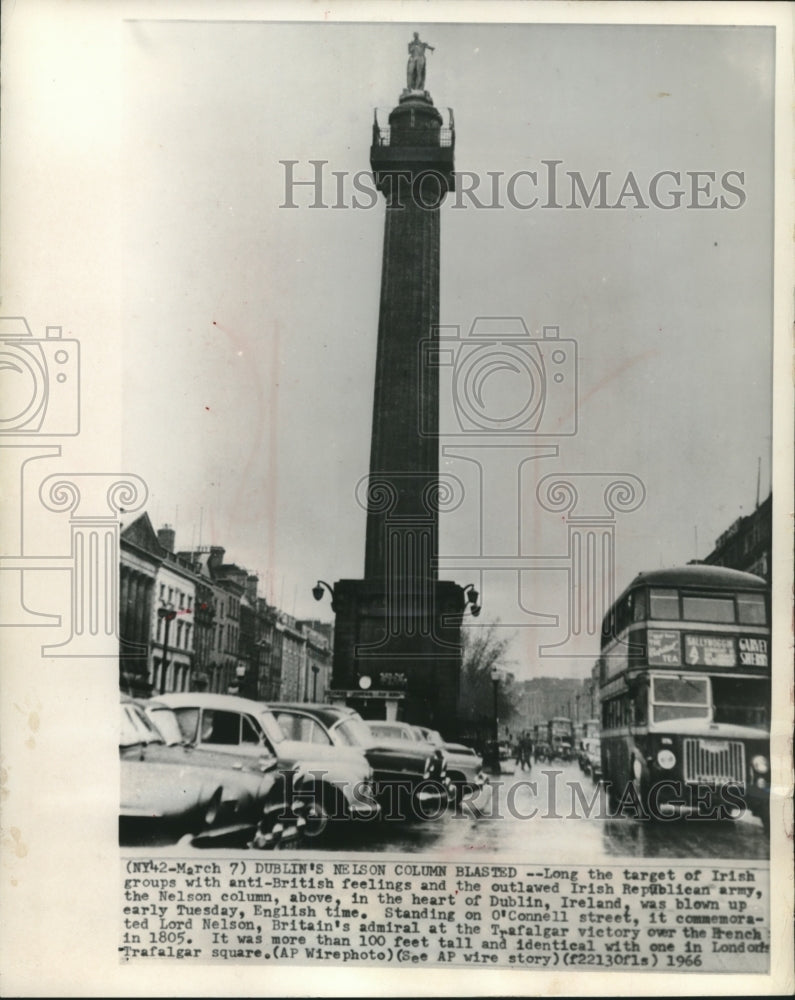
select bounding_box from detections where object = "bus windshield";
[712,676,770,729]
[651,675,710,723]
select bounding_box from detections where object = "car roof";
[154,692,271,714]
[268,702,361,728]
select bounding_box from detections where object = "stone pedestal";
[329,578,465,734]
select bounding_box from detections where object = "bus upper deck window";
[632,589,647,621]
[649,588,679,619]
[682,594,735,623]
[737,592,767,625]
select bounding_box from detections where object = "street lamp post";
[312,664,319,702]
[463,584,481,617]
[312,580,336,608]
[490,667,502,767]
[157,605,177,695]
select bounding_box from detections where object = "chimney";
[208,546,225,571]
[246,574,259,603]
[158,524,176,554]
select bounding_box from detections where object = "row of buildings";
[119,513,332,703]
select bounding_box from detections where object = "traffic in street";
[122,689,769,862]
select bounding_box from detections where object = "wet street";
[325,759,770,861]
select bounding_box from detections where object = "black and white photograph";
[1,2,793,996]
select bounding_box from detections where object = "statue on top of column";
[406,32,435,91]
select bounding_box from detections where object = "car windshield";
[333,717,376,747]
[146,706,186,746]
[258,708,286,745]
[651,675,711,723]
[419,728,443,745]
[120,703,164,747]
[368,723,412,740]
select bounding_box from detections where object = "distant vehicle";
[582,718,600,740]
[547,717,574,760]
[411,726,487,802]
[584,737,602,780]
[269,704,450,821]
[577,735,602,780]
[153,693,379,837]
[576,719,602,778]
[120,696,296,848]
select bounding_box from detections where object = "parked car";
[120,696,298,848]
[411,726,487,803]
[153,693,379,838]
[143,698,304,848]
[365,721,457,796]
[269,705,450,821]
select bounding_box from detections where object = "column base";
[329,577,465,734]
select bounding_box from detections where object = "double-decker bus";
[597,565,770,826]
[547,717,574,760]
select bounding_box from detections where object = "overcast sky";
[122,20,774,678]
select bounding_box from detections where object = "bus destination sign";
[738,636,769,667]
[684,634,736,667]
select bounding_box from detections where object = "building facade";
[151,526,196,694]
[298,620,333,703]
[119,513,163,695]
[274,612,307,702]
[703,492,772,582]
